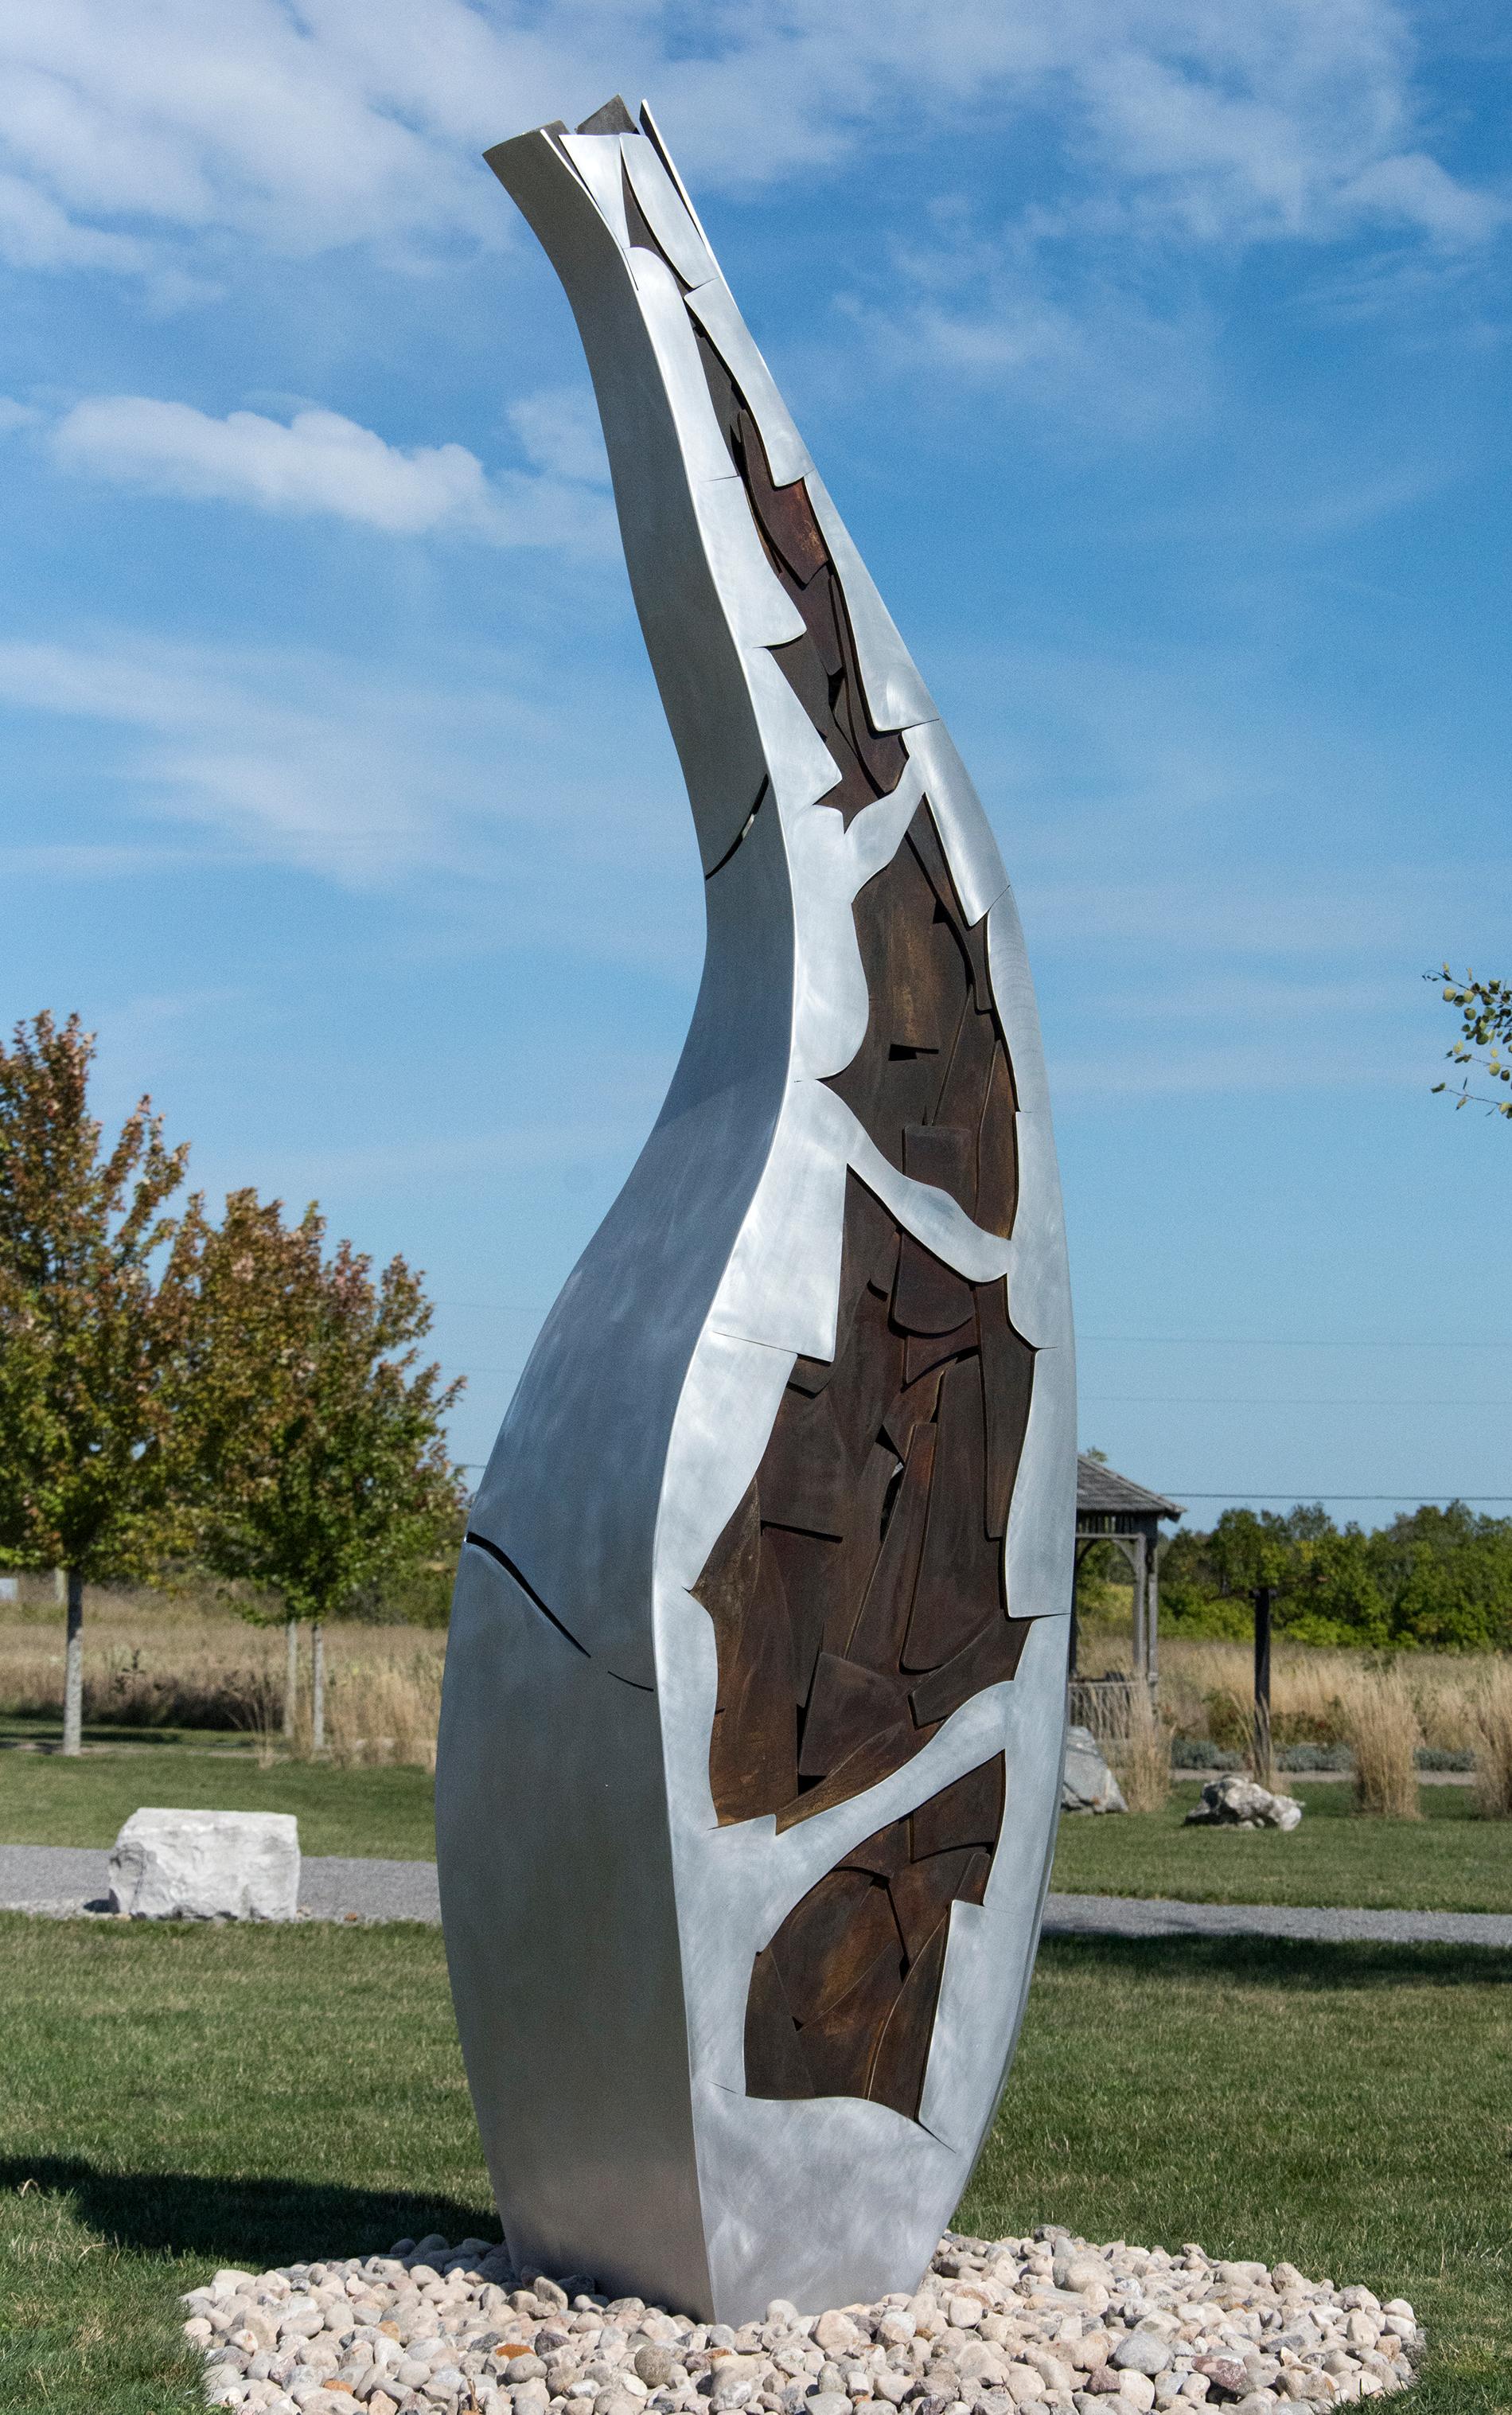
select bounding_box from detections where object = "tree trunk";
[283,1617,299,1740]
[62,1569,84,1757]
[311,1620,325,1754]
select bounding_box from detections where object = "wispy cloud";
[0,625,700,977]
[0,631,475,881]
[506,385,610,489]
[0,0,1498,281]
[49,392,614,548]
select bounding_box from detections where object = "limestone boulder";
[107,1807,300,1920]
[1062,1724,1127,1815]
[1183,1774,1303,1832]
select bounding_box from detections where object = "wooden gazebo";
[1073,1454,1183,1687]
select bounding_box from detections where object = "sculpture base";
[186,2229,1421,2412]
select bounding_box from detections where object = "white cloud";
[0,628,699,966]
[49,392,614,548]
[0,0,1498,282]
[507,386,610,487]
[0,634,453,882]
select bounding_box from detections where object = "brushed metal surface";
[685,278,813,486]
[441,108,1075,2321]
[804,470,939,733]
[622,127,717,291]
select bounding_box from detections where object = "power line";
[1084,1395,1512,1409]
[447,1375,1512,1403]
[1171,1492,1512,1503]
[434,1301,540,1315]
[434,1306,1512,1350]
[1081,1335,1512,1349]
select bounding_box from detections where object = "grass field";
[1053,1777,1512,1914]
[2,1914,1506,2412]
[5,1746,1510,1911]
[0,1742,438,1861]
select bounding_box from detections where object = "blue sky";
[2,2,1509,1524]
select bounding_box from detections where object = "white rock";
[815,2314,864,2356]
[1062,1726,1128,1816]
[108,1807,299,1921]
[1112,2332,1172,2378]
[1183,1777,1303,1832]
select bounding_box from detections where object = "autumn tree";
[185,1200,466,1746]
[0,1012,192,1753]
[0,1012,467,1755]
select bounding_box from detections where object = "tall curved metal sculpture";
[436,96,1074,2326]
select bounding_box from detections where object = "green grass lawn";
[2,1914,1506,2412]
[4,1752,1510,1914]
[0,1743,437,1861]
[1050,1777,1512,1914]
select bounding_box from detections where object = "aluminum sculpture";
[436,96,1075,2325]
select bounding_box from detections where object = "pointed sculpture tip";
[575,96,638,136]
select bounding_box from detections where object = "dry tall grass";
[1108,1681,1173,1812]
[1076,1629,1487,1759]
[1339,1668,1422,1817]
[323,1644,445,1773]
[0,1587,446,1769]
[7,1589,1507,1789]
[1466,1661,1512,1817]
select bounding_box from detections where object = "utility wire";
[444,1371,1512,1406]
[1171,1492,1512,1503]
[1080,1335,1512,1349]
[1082,1395,1512,1409]
[433,1305,1512,1349]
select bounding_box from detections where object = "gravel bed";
[186,2226,1420,2413]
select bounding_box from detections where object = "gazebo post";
[1146,1520,1160,1687]
[1252,1583,1274,1787]
[1129,1531,1148,1678]
[1072,1457,1184,1737]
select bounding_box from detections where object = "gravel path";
[0,1843,1506,1945]
[1040,1889,1512,1949]
[0,1843,440,1923]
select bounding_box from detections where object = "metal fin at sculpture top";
[435,96,1075,2324]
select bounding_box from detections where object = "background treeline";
[1112,1502,1512,1652]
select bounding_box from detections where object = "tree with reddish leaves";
[181,1194,467,1746]
[0,1011,192,1752]
[0,1012,467,1754]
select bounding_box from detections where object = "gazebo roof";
[1075,1454,1184,1522]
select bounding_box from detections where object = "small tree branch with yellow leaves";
[1428,964,1512,1119]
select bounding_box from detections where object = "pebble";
[182,2229,1422,2413]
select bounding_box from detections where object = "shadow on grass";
[0,1721,255,1753]
[0,2156,497,2270]
[1037,1932,1512,1990]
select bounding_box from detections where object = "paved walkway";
[2,1843,1508,1945]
